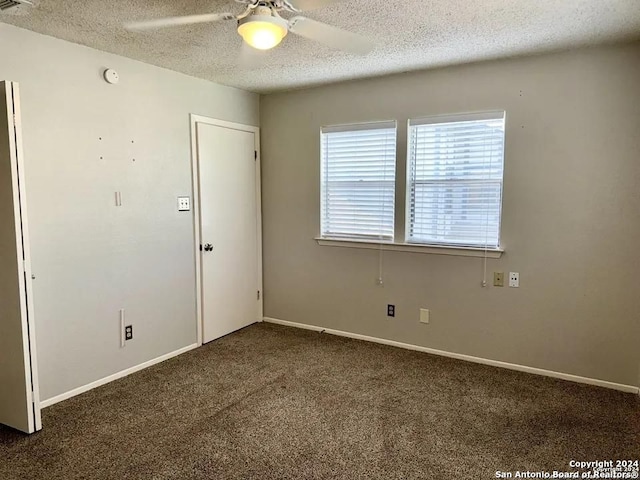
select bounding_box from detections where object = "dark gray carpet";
[1,322,638,479]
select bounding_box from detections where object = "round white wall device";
[103,69,120,85]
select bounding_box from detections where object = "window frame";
[405,111,506,250]
[319,120,398,242]
[315,112,506,258]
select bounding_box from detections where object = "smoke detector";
[0,0,32,12]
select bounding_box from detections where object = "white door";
[0,81,41,434]
[196,120,261,343]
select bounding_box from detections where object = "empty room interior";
[1,0,639,478]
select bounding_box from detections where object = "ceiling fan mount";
[125,0,374,56]
[237,4,289,50]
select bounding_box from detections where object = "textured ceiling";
[2,0,640,93]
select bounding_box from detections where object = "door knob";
[203,243,213,252]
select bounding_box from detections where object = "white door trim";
[11,83,41,431]
[0,81,41,433]
[189,115,262,347]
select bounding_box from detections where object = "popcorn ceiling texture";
[2,0,640,92]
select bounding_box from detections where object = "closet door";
[0,81,41,434]
[194,118,262,344]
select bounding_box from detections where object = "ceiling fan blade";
[125,12,235,31]
[288,16,374,55]
[287,0,348,11]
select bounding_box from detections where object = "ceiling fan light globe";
[237,16,288,50]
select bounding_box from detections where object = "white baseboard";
[40,343,199,408]
[264,317,639,395]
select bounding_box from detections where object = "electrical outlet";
[387,304,395,317]
[419,308,430,324]
[177,196,190,212]
[509,272,520,288]
[493,272,504,287]
[125,325,133,341]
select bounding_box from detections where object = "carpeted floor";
[1,322,638,479]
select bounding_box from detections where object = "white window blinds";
[407,112,505,248]
[321,122,397,241]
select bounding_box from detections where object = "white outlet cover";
[509,272,520,288]
[420,308,430,324]
[178,196,191,211]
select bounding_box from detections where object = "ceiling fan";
[125,0,374,55]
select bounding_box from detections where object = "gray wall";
[260,43,640,387]
[0,23,259,401]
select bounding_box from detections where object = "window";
[407,112,505,248]
[320,122,397,241]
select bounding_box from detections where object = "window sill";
[314,237,504,258]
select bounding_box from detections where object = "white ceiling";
[2,0,640,93]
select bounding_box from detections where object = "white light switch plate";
[509,272,520,288]
[178,196,191,211]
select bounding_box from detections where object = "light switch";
[178,196,190,212]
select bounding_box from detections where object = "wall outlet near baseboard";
[387,304,395,317]
[125,325,133,341]
[419,308,430,324]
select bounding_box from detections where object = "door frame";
[1,81,41,432]
[189,114,262,347]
